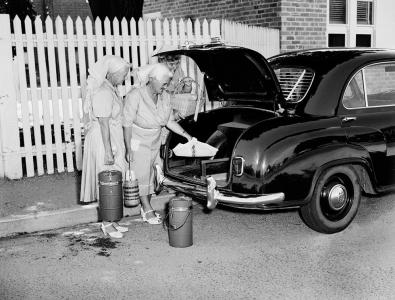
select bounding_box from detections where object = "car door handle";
[342,116,357,123]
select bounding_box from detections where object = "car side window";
[342,71,366,109]
[364,63,395,107]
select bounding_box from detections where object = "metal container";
[98,170,123,222]
[123,179,140,207]
[123,168,140,207]
[167,195,193,248]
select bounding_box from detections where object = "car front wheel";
[300,165,361,234]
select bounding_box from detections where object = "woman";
[123,63,193,224]
[80,55,130,238]
[157,53,193,95]
[133,45,193,97]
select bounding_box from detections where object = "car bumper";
[154,165,285,210]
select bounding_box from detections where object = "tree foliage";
[88,0,144,21]
[0,0,37,20]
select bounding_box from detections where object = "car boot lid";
[154,44,283,105]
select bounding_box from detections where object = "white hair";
[148,63,173,81]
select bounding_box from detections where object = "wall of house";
[143,0,281,28]
[143,0,328,51]
[279,0,327,51]
[375,0,395,49]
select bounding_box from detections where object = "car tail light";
[232,156,245,177]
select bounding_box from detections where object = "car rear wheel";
[300,165,361,234]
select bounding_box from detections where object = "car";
[154,45,395,234]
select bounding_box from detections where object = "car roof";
[269,48,395,72]
[269,48,395,116]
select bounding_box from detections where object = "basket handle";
[173,77,199,95]
[194,73,206,121]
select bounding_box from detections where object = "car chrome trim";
[341,116,357,122]
[154,164,285,210]
[233,156,245,177]
[327,183,348,211]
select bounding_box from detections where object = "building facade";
[31,0,395,52]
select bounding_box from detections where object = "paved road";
[0,193,394,300]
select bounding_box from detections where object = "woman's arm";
[122,90,140,162]
[166,114,193,141]
[98,117,114,165]
[123,126,133,162]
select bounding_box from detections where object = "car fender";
[231,116,376,203]
[305,157,378,204]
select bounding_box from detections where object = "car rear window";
[274,67,314,103]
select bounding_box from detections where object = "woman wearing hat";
[80,55,131,238]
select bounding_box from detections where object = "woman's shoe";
[140,208,162,225]
[112,222,128,233]
[101,223,123,238]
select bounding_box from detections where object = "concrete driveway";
[0,193,394,299]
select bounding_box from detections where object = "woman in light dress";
[80,55,130,238]
[123,63,193,224]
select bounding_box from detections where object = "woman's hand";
[104,151,115,165]
[173,110,184,121]
[183,131,193,142]
[125,149,134,163]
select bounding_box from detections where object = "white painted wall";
[375,0,395,48]
[327,0,395,48]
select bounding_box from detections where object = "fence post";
[210,19,221,39]
[0,14,22,179]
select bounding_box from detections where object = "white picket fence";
[0,14,280,179]
[221,19,280,57]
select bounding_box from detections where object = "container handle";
[163,210,192,231]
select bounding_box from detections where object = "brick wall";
[144,0,281,28]
[279,0,327,51]
[144,0,327,51]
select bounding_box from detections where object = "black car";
[154,45,395,233]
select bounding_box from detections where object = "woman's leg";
[140,194,156,219]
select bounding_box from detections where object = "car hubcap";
[320,174,354,222]
[327,184,347,211]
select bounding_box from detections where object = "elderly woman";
[157,53,193,95]
[80,55,130,238]
[133,45,194,102]
[123,63,193,224]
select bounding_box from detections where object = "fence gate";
[0,13,279,179]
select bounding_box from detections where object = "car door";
[340,62,395,189]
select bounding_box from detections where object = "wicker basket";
[170,79,204,119]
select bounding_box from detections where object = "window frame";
[356,0,374,25]
[343,61,395,110]
[329,0,348,24]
